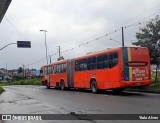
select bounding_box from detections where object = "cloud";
[0,0,160,69]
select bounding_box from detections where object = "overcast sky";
[0,0,160,70]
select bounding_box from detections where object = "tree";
[57,56,64,61]
[18,67,23,74]
[132,15,160,83]
[132,15,160,65]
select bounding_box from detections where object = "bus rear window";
[125,61,148,67]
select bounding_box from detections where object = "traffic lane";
[0,85,160,114]
[0,86,63,114]
[44,89,160,114]
[26,86,160,114]
[0,85,160,123]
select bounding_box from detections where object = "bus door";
[47,65,52,84]
[67,59,74,88]
[122,47,150,82]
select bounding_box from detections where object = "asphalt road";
[0,85,160,123]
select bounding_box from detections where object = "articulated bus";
[40,47,151,93]
[41,64,49,86]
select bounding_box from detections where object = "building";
[27,69,40,77]
[0,68,12,82]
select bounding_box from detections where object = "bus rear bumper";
[122,80,151,87]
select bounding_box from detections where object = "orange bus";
[40,47,151,93]
[40,64,49,86]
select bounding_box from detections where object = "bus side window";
[109,53,114,68]
[113,52,118,66]
[61,63,66,73]
[44,67,47,75]
[87,58,92,70]
[57,65,59,73]
[61,64,64,73]
[83,59,87,71]
[55,65,58,74]
[97,55,103,69]
[75,60,80,71]
[58,64,60,73]
[87,57,96,70]
[60,64,63,73]
[103,54,109,68]
[92,57,96,70]
[109,52,118,68]
[49,66,51,74]
[75,59,87,71]
[79,60,83,71]
[64,63,66,72]
[52,66,54,73]
[47,67,49,74]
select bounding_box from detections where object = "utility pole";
[40,30,48,65]
[49,55,52,64]
[122,27,124,47]
[57,46,61,58]
[28,64,30,78]
[22,64,25,78]
[5,62,7,76]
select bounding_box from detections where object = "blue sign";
[17,41,31,48]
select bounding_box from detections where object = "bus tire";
[60,81,65,91]
[91,80,98,94]
[46,82,50,89]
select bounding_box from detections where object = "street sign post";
[17,41,31,48]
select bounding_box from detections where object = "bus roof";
[73,47,119,60]
[50,59,68,65]
[41,47,148,67]
[73,47,148,60]
[41,64,48,68]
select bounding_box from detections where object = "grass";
[142,82,160,93]
[0,78,41,95]
[0,86,5,94]
[0,78,41,86]
[151,72,160,83]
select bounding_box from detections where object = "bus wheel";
[60,81,65,91]
[91,80,98,94]
[46,82,50,89]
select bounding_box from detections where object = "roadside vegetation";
[0,74,160,93]
[151,73,160,82]
[142,82,160,93]
[141,73,160,93]
[0,78,41,95]
[0,78,41,86]
[0,86,5,94]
